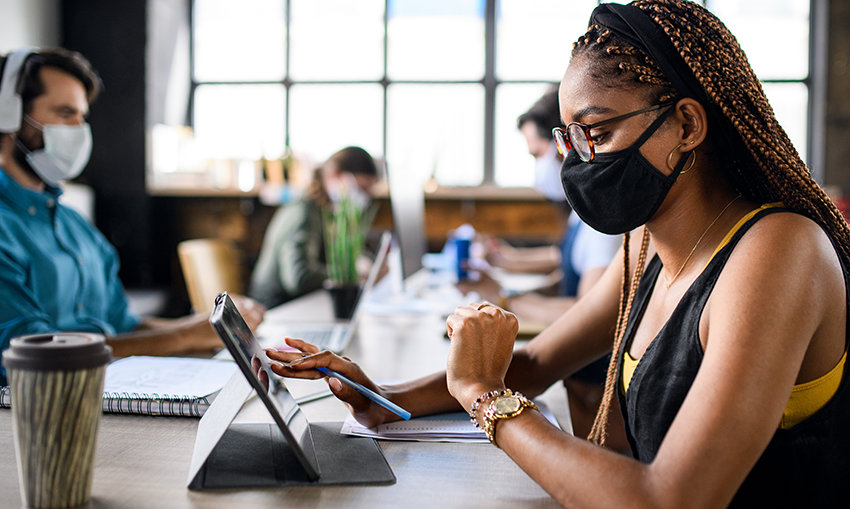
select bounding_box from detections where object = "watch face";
[494,396,521,415]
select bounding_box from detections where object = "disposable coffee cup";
[2,333,112,508]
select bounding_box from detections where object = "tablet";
[209,292,321,481]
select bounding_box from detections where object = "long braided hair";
[570,0,850,447]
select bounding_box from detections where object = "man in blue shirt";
[0,48,264,385]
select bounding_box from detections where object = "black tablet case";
[187,367,395,490]
[192,422,395,489]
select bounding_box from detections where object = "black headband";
[588,2,763,189]
[589,3,710,105]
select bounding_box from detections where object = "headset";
[0,47,40,133]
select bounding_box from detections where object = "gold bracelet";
[471,389,538,448]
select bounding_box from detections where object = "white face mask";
[327,172,371,210]
[534,141,567,202]
[16,114,92,187]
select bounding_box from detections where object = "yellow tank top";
[621,203,847,429]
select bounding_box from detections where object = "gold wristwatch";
[481,390,538,448]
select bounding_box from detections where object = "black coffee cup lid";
[2,333,113,371]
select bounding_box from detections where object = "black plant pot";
[326,283,361,320]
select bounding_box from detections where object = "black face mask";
[560,106,682,235]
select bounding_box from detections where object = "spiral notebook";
[1,356,238,417]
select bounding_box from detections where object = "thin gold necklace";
[664,194,741,289]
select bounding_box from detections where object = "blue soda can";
[456,238,471,281]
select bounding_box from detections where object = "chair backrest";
[177,238,242,315]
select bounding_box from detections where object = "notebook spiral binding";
[0,386,9,409]
[1,386,209,417]
[102,392,210,417]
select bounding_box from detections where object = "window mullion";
[807,0,827,182]
[187,0,196,128]
[483,0,497,184]
[284,0,291,149]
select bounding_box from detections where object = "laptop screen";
[348,229,392,322]
[210,292,321,480]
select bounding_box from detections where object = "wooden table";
[0,291,571,508]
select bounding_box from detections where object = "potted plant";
[323,191,367,319]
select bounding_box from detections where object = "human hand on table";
[445,302,518,412]
[229,294,266,332]
[456,268,504,304]
[130,294,266,355]
[265,338,400,427]
[481,235,515,269]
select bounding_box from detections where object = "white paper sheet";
[340,400,560,443]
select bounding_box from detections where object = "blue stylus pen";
[316,367,412,420]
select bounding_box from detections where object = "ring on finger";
[477,302,494,311]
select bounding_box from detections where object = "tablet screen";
[210,292,320,480]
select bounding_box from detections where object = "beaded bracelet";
[468,388,510,428]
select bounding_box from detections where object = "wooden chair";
[177,238,243,315]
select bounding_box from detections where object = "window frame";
[186,0,822,186]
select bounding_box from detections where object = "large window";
[154,0,814,193]
[707,0,811,162]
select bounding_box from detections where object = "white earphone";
[0,47,40,133]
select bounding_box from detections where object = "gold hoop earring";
[679,152,697,174]
[666,143,684,172]
[666,143,697,174]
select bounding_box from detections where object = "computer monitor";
[386,163,426,281]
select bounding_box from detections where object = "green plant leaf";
[323,188,365,286]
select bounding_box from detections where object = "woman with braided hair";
[268,1,849,507]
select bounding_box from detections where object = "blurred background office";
[2,0,847,317]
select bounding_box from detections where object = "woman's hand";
[265,337,399,428]
[445,302,518,411]
[251,354,270,392]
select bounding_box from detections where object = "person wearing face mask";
[525,88,569,206]
[268,2,850,507]
[475,87,570,280]
[478,87,621,321]
[0,48,266,385]
[248,146,380,309]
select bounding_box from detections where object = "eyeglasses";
[552,100,677,162]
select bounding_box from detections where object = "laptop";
[256,229,392,353]
[187,292,395,489]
